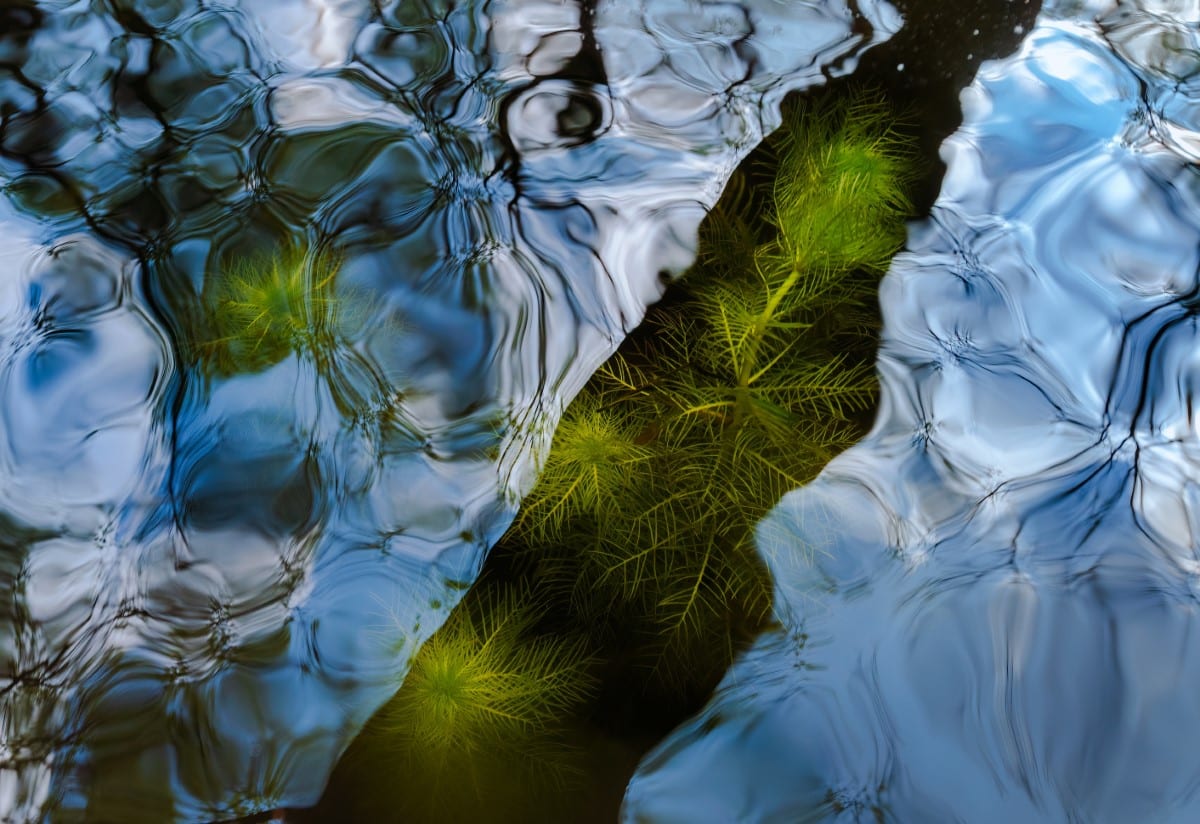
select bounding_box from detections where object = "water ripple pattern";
[623,1,1200,821]
[0,0,897,819]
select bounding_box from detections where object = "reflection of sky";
[0,0,898,818]
[625,2,1200,821]
[242,0,367,69]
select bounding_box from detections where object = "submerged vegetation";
[317,582,598,823]
[511,89,918,698]
[382,584,595,822]
[303,88,918,822]
[194,243,364,376]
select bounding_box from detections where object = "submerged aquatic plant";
[296,87,920,824]
[387,586,594,759]
[362,583,596,822]
[197,243,359,375]
[509,89,919,698]
[518,391,657,543]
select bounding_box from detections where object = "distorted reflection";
[0,0,898,818]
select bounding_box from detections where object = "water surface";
[624,1,1200,820]
[0,0,900,818]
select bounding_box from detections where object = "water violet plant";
[508,89,919,701]
[303,87,919,824]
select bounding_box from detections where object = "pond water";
[625,0,1200,821]
[0,0,1193,821]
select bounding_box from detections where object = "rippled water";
[4,0,1194,820]
[0,0,904,819]
[624,0,1200,821]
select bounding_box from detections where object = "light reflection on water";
[0,0,899,819]
[624,1,1200,821]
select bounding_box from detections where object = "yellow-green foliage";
[370,584,596,822]
[510,90,918,696]
[197,243,355,375]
